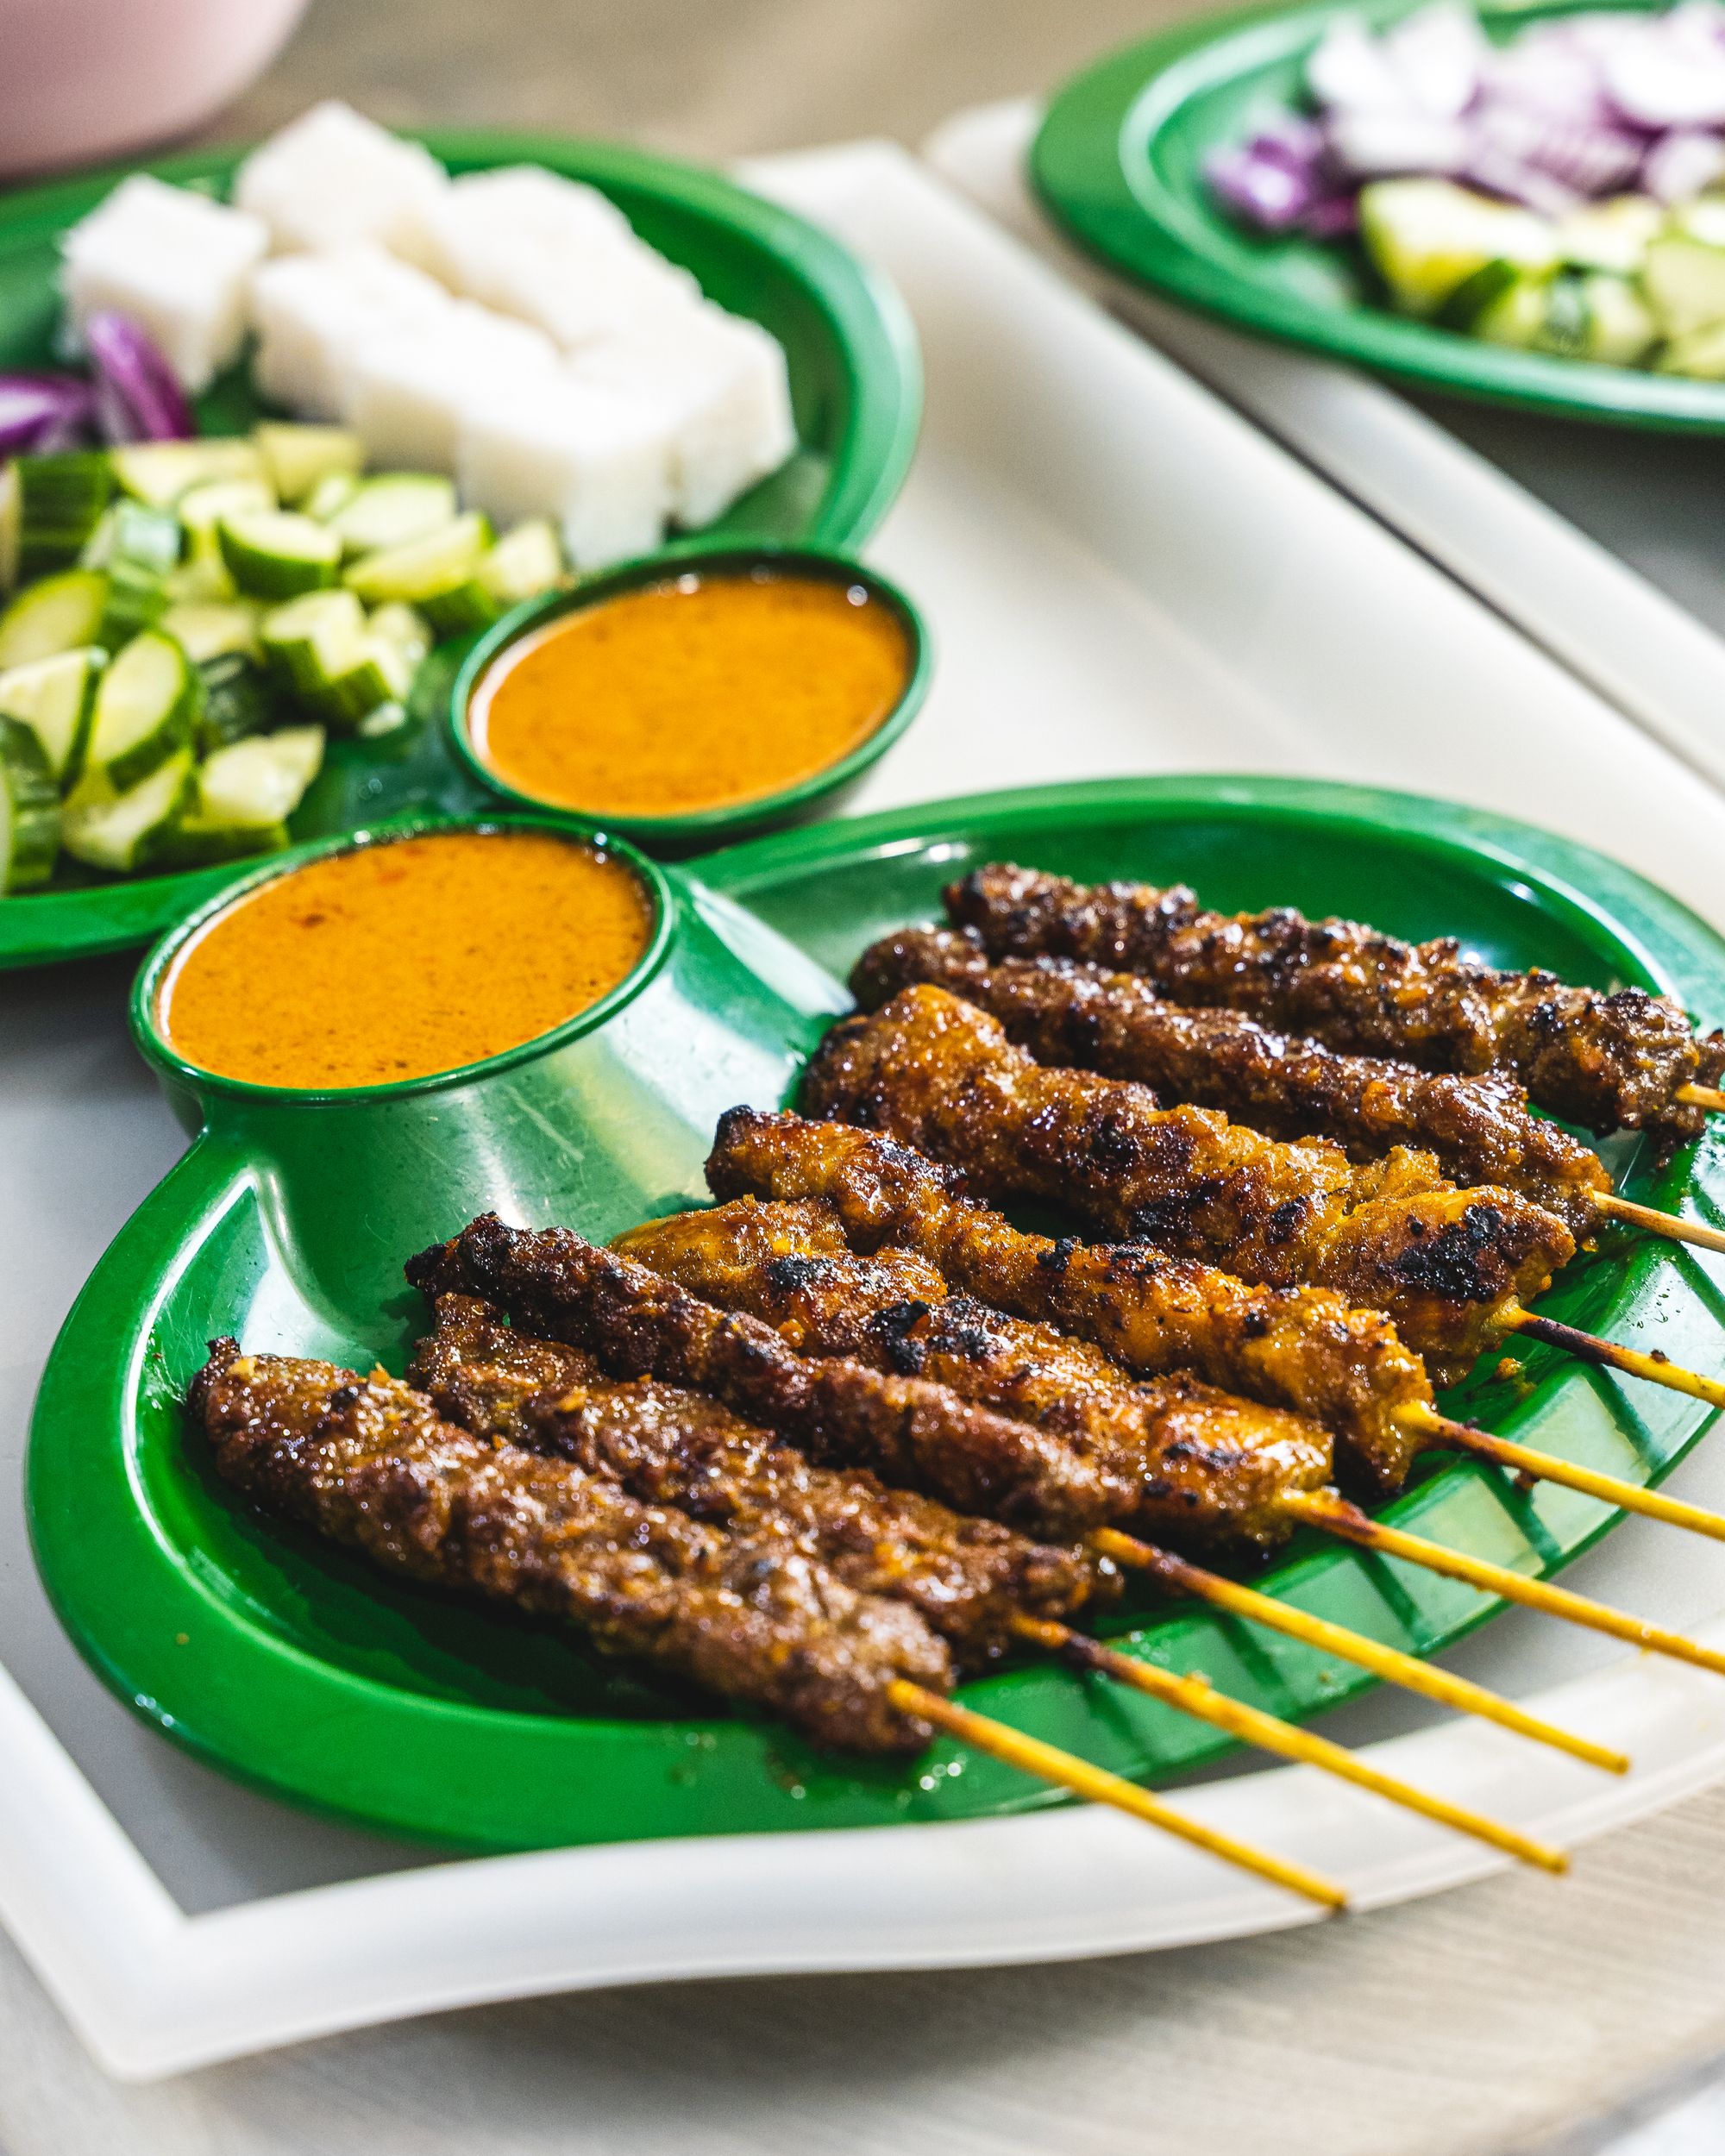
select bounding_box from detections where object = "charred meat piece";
[946,863,1725,1145]
[411,1291,1114,1664]
[189,1337,950,1754]
[409,1219,1150,1535]
[614,1198,1333,1551]
[803,986,1574,1382]
[705,1108,1434,1495]
[852,925,1612,1238]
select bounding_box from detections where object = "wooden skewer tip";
[1505,1309,1725,1415]
[1678,1084,1725,1114]
[1596,1192,1725,1258]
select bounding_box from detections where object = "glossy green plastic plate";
[0,129,922,971]
[27,775,1725,1852]
[1032,0,1725,429]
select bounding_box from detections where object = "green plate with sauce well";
[1033,0,1725,430]
[0,129,922,971]
[25,774,1725,1852]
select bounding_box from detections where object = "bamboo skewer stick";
[1012,1616,1566,1871]
[1402,1403,1725,1544]
[1596,1193,1725,1256]
[1283,1490,1725,1679]
[888,1679,1347,1909]
[1088,1530,1627,1774]
[1506,1309,1725,1413]
[1678,1085,1725,1113]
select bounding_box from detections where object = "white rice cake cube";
[419,166,632,289]
[456,370,674,569]
[234,101,448,266]
[251,246,451,420]
[346,302,559,469]
[60,174,269,393]
[573,302,797,526]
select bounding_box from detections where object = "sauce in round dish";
[467,566,913,821]
[155,828,656,1090]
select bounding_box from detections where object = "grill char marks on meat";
[946,862,1725,1147]
[613,1197,1333,1552]
[705,1108,1433,1495]
[408,1219,1145,1535]
[852,925,1612,1238]
[802,985,1574,1382]
[410,1291,1113,1665]
[189,1337,951,1755]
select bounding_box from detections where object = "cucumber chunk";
[260,588,368,696]
[304,472,362,522]
[1658,319,1725,378]
[327,473,457,557]
[1644,232,1725,340]
[219,510,342,599]
[17,453,116,575]
[161,599,263,665]
[95,501,184,649]
[367,600,432,671]
[477,518,565,608]
[345,511,497,632]
[194,653,278,752]
[147,720,323,868]
[319,635,413,725]
[62,746,194,872]
[0,715,61,891]
[0,465,18,592]
[254,423,365,506]
[178,478,278,558]
[1358,179,1559,317]
[0,568,109,669]
[111,439,267,507]
[84,629,198,791]
[0,646,103,783]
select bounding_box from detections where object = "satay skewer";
[1503,1312,1725,1415]
[1591,1193,1725,1257]
[1678,1085,1725,1114]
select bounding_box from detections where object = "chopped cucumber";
[16,453,116,575]
[260,588,367,696]
[319,635,413,725]
[1471,271,1554,350]
[179,478,277,552]
[111,439,267,507]
[345,511,497,633]
[0,715,61,891]
[1557,197,1663,277]
[1644,233,1725,341]
[1658,319,1725,378]
[367,600,431,671]
[0,568,108,668]
[95,501,184,649]
[218,510,342,599]
[197,724,325,828]
[253,423,364,505]
[1358,179,1559,317]
[62,746,194,872]
[195,652,278,752]
[356,700,408,739]
[0,465,17,592]
[327,473,457,557]
[84,629,198,792]
[304,471,362,522]
[161,599,263,665]
[1576,273,1658,367]
[478,519,564,607]
[0,646,103,783]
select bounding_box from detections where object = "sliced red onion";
[1307,16,1418,116]
[1484,38,1615,129]
[0,373,95,459]
[1205,143,1320,231]
[1327,108,1472,178]
[1302,194,1362,237]
[1471,102,1644,194]
[1383,2,1490,121]
[1602,21,1725,126]
[1461,143,1586,215]
[1643,126,1725,198]
[83,310,193,444]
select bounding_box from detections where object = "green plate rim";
[0,127,924,971]
[1031,0,1725,431]
[27,773,1725,1852]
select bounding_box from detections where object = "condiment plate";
[0,130,922,970]
[1032,0,1725,431]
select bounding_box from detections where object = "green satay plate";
[26,775,1725,1852]
[1032,0,1725,430]
[0,128,923,971]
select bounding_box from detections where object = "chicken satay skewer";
[1588,1194,1725,1257]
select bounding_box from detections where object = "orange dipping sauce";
[156,828,656,1090]
[467,567,913,821]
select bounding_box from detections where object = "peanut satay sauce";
[154,830,655,1089]
[467,567,912,819]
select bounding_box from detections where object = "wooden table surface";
[7,3,1725,2150]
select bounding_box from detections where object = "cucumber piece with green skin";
[345,511,497,631]
[1558,197,1663,276]
[367,600,431,670]
[110,439,267,508]
[194,653,278,752]
[0,646,103,783]
[327,473,458,557]
[0,465,18,592]
[259,589,367,697]
[477,518,565,607]
[178,478,277,557]
[0,568,109,668]
[161,599,263,665]
[1577,274,1657,366]
[16,453,116,575]
[218,510,342,599]
[95,501,185,649]
[84,629,199,792]
[0,715,61,890]
[1643,233,1725,340]
[1358,179,1559,317]
[316,635,413,725]
[196,723,325,828]
[304,472,362,522]
[1657,318,1725,377]
[61,745,194,872]
[253,423,364,506]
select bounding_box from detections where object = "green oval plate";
[27,775,1725,1852]
[1032,0,1725,430]
[0,129,922,972]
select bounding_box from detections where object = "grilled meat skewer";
[706,1107,1435,1493]
[610,1198,1333,1552]
[804,985,1574,1382]
[189,1338,951,1754]
[853,926,1612,1238]
[410,1290,1118,1663]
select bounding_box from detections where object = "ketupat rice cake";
[346,304,560,467]
[235,101,449,266]
[417,166,634,290]
[251,247,451,420]
[60,175,270,394]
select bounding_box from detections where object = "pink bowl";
[0,0,309,180]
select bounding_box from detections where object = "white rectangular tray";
[9,140,1725,2091]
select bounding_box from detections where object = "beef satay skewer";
[806,989,1725,1437]
[191,1338,1344,1904]
[947,863,1725,1148]
[419,1214,1725,1705]
[414,1290,1566,1867]
[854,927,1724,1257]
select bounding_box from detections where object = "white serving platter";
[9,139,1725,2084]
